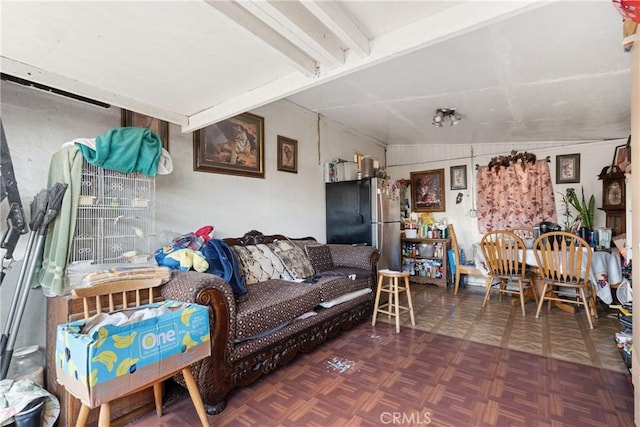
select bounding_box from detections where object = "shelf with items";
[400,238,450,287]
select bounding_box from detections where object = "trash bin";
[13,397,45,427]
[4,396,45,427]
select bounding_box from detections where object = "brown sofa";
[160,230,380,414]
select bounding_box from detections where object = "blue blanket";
[77,127,162,176]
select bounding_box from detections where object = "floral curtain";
[476,159,556,233]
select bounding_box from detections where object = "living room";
[1,1,638,425]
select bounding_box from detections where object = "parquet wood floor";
[125,284,634,427]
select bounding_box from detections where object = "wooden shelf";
[401,237,450,287]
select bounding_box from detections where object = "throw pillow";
[270,240,315,280]
[305,245,334,272]
[232,244,282,285]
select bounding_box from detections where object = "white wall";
[0,81,384,350]
[156,100,385,240]
[386,140,627,261]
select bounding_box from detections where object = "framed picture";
[410,169,445,212]
[450,165,467,190]
[193,112,265,178]
[121,110,169,150]
[555,153,580,184]
[277,135,298,173]
[613,143,630,172]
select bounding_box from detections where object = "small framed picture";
[555,153,580,184]
[613,142,630,172]
[410,169,445,212]
[450,165,467,190]
[277,135,298,173]
[121,110,169,150]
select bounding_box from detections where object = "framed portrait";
[277,135,298,173]
[121,110,169,150]
[193,112,265,178]
[613,142,630,172]
[410,169,445,212]
[555,153,580,184]
[450,165,467,190]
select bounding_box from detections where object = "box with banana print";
[55,300,210,408]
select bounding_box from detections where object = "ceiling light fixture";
[432,108,461,127]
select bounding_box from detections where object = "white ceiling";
[1,1,633,146]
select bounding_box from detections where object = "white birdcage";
[69,161,155,266]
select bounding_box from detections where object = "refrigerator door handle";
[377,190,385,223]
[378,222,384,256]
[376,188,386,252]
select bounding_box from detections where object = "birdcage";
[69,161,155,267]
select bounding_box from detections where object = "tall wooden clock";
[598,166,626,236]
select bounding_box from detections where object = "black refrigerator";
[325,178,401,270]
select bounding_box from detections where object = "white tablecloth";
[524,249,622,304]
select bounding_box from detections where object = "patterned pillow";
[232,244,284,285]
[257,244,289,278]
[270,240,315,280]
[305,245,334,272]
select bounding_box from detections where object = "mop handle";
[0,234,45,380]
[0,349,12,380]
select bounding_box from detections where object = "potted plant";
[565,187,595,231]
[557,191,577,232]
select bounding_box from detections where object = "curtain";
[476,159,556,233]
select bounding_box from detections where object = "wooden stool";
[372,270,415,333]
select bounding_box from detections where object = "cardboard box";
[55,300,210,408]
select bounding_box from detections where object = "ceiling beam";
[237,0,345,70]
[301,1,370,58]
[184,1,550,132]
[204,0,318,77]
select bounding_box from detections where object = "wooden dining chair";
[447,224,485,295]
[533,231,596,329]
[480,230,536,316]
[70,269,210,427]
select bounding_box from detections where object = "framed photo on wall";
[121,110,169,150]
[277,135,298,173]
[450,165,467,190]
[193,112,265,178]
[555,153,580,184]
[410,169,445,212]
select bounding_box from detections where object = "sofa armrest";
[160,271,238,356]
[327,244,380,273]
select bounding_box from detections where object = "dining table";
[471,242,623,312]
[523,247,623,305]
